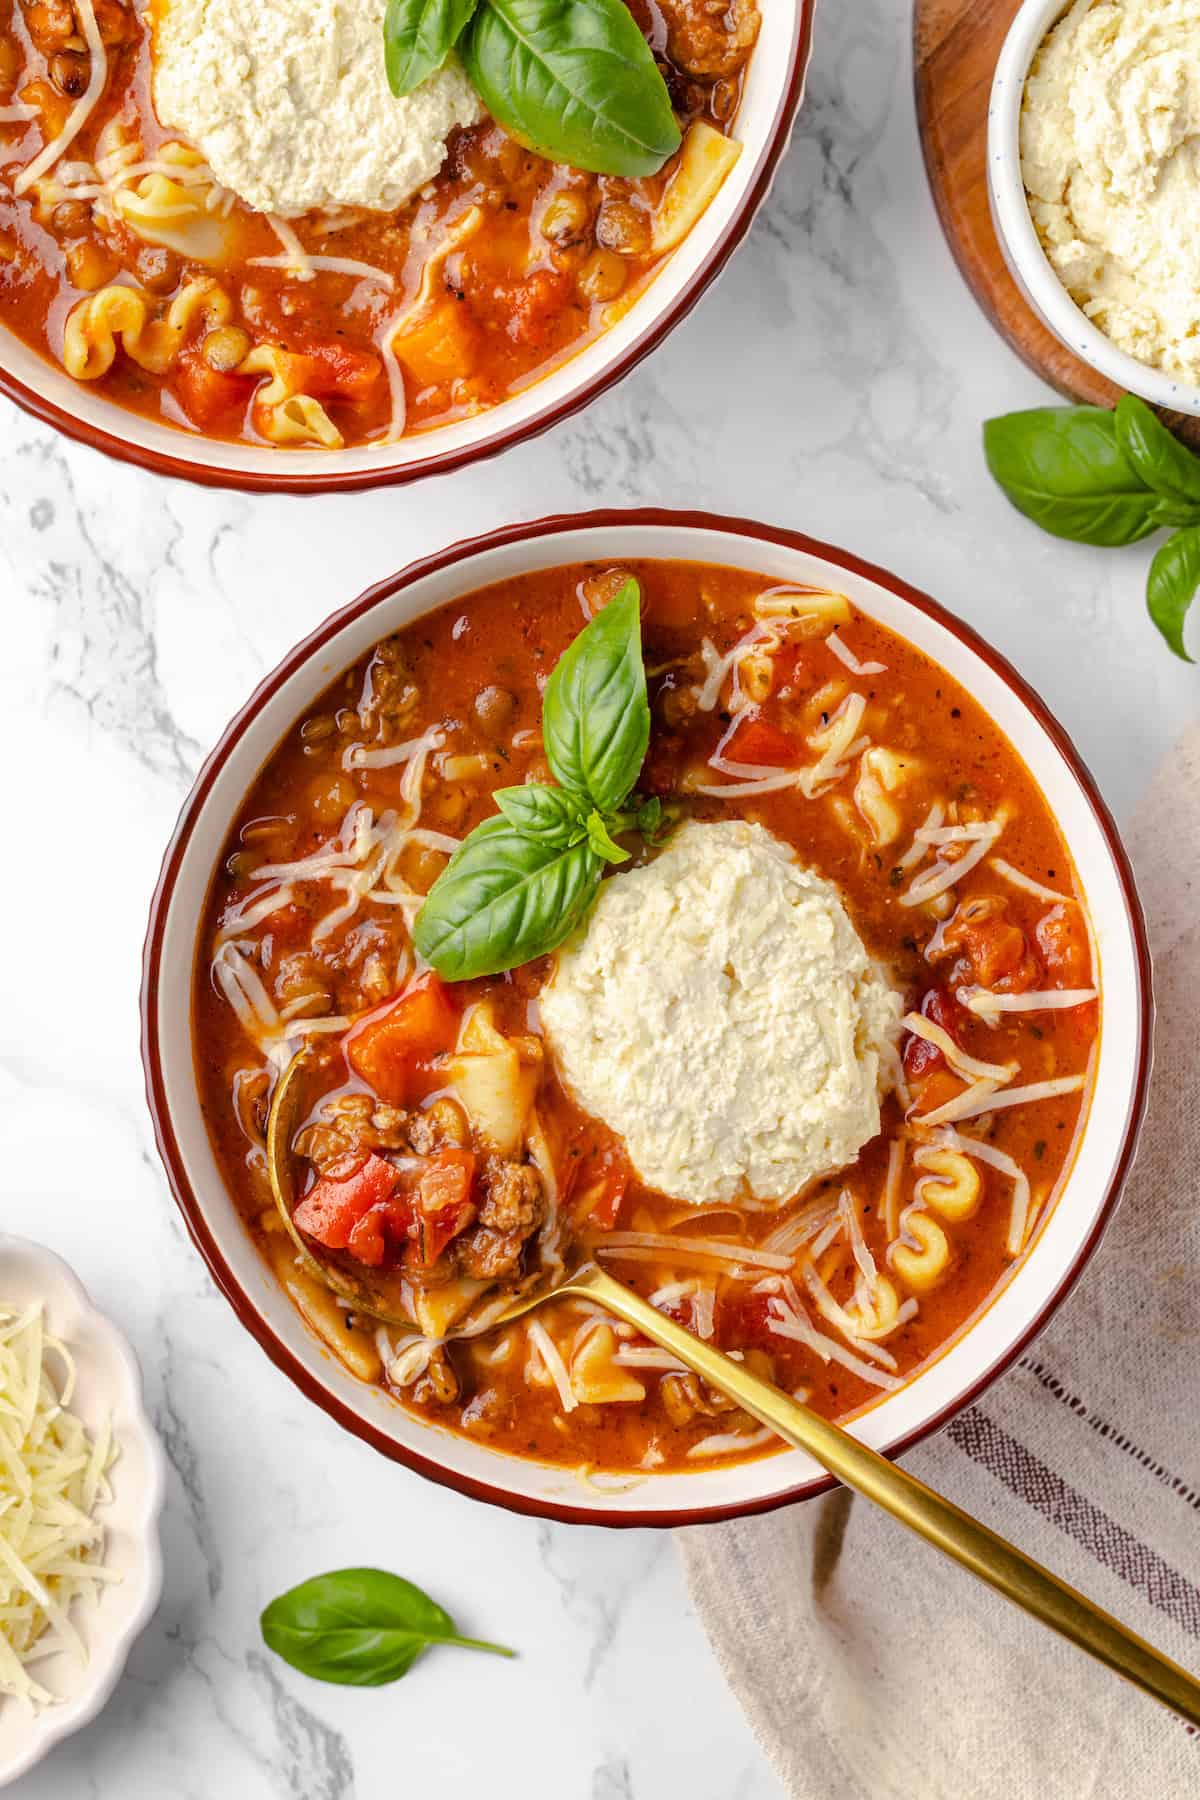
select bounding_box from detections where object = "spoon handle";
[574,1263,1200,1726]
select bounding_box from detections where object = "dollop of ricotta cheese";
[539,819,902,1208]
[151,0,484,217]
[1020,0,1200,385]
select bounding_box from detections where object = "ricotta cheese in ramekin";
[539,819,902,1208]
[1020,0,1200,385]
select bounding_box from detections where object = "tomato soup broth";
[193,560,1098,1475]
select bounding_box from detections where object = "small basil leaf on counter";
[494,782,586,846]
[384,0,478,96]
[1114,395,1200,516]
[461,0,681,178]
[1146,527,1200,662]
[983,406,1163,546]
[542,578,650,811]
[260,1568,514,1687]
[585,809,630,864]
[414,814,603,979]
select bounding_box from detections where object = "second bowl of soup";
[142,511,1150,1523]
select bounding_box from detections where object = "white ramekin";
[987,0,1200,416]
[0,1237,166,1789]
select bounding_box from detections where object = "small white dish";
[0,1237,166,1790]
[987,0,1200,417]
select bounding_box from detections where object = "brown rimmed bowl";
[141,509,1152,1525]
[0,7,814,493]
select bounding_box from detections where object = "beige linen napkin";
[680,728,1200,1800]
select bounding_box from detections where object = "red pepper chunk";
[720,711,798,768]
[346,974,460,1106]
[293,1152,401,1252]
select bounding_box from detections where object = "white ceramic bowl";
[0,1237,166,1788]
[988,0,1200,416]
[141,510,1152,1527]
[0,7,814,493]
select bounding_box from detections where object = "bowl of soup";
[142,511,1151,1523]
[0,0,813,490]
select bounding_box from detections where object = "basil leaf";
[494,782,586,845]
[983,407,1163,546]
[1147,527,1200,662]
[385,0,478,95]
[414,814,603,978]
[584,809,630,864]
[1114,395,1200,516]
[261,1568,514,1687]
[461,0,681,178]
[542,578,650,811]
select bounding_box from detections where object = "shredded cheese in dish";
[0,1302,118,1708]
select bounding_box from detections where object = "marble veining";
[0,0,1196,1794]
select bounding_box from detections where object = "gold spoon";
[269,1050,1200,1724]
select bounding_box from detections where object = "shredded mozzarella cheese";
[14,0,106,193]
[597,1233,792,1272]
[989,857,1073,906]
[957,986,1098,1016]
[0,1302,119,1708]
[526,1322,577,1414]
[825,631,886,676]
[901,1011,1019,1084]
[687,1425,778,1459]
[900,823,1002,907]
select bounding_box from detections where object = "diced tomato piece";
[910,1065,963,1120]
[303,340,383,404]
[346,974,461,1106]
[902,986,961,1079]
[720,711,797,768]
[346,1198,415,1268]
[572,1155,629,1231]
[415,1149,476,1216]
[561,1130,631,1231]
[409,1199,475,1269]
[588,1167,629,1232]
[408,1150,476,1266]
[173,351,253,430]
[293,1151,400,1251]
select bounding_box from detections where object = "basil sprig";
[383,0,681,178]
[414,579,659,980]
[983,396,1200,659]
[261,1568,514,1686]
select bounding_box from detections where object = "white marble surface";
[0,1,1196,1794]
